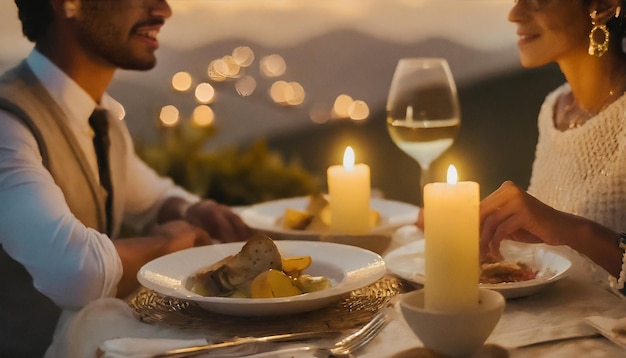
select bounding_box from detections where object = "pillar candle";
[327,146,371,234]
[423,164,479,312]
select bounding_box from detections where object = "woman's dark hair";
[14,0,54,42]
[605,0,626,53]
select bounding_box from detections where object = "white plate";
[239,196,419,254]
[137,240,386,316]
[384,237,572,299]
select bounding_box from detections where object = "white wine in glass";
[386,58,461,204]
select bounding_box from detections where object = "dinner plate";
[137,240,386,316]
[239,196,419,254]
[384,235,572,299]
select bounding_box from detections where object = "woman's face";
[508,0,592,68]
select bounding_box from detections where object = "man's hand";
[185,200,251,242]
[158,197,252,243]
[114,220,211,297]
[151,220,212,253]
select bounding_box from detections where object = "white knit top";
[527,83,626,233]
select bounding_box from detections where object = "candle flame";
[343,146,355,170]
[447,164,458,184]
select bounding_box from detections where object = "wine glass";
[386,58,461,205]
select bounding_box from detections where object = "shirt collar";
[25,49,125,125]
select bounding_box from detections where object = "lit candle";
[327,146,371,234]
[423,165,479,312]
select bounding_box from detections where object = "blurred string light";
[332,94,370,121]
[166,45,370,127]
[159,105,180,127]
[260,54,286,77]
[270,80,305,106]
[235,75,257,97]
[192,105,215,127]
[232,46,255,67]
[172,71,193,92]
[208,47,255,82]
[348,100,369,120]
[309,104,331,124]
[195,82,216,103]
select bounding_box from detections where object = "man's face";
[74,0,172,71]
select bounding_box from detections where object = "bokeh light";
[332,94,353,118]
[348,100,370,120]
[309,104,331,124]
[208,59,229,81]
[232,46,255,67]
[270,80,291,104]
[172,71,192,92]
[192,105,215,127]
[195,82,216,103]
[286,82,305,105]
[235,75,257,97]
[270,80,306,106]
[159,105,180,127]
[260,54,287,77]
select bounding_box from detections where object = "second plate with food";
[239,196,419,254]
[384,238,572,299]
[137,240,386,316]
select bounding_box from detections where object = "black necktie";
[89,109,113,235]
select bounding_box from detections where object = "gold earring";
[64,1,77,18]
[588,11,610,57]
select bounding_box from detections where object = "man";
[0,0,250,356]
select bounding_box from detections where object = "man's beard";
[75,17,158,71]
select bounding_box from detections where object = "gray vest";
[0,61,128,356]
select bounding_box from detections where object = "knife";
[151,330,342,358]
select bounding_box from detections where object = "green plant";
[136,120,321,206]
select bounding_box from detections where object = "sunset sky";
[0,0,514,64]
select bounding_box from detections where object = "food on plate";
[279,193,380,231]
[187,234,331,298]
[249,270,302,298]
[296,274,331,292]
[480,261,538,284]
[282,255,312,277]
[281,208,315,230]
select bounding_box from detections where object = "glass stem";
[419,165,430,207]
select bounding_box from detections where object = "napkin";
[585,316,626,349]
[488,321,599,348]
[46,298,222,358]
[97,337,259,358]
[98,337,208,358]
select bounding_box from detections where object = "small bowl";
[400,288,505,357]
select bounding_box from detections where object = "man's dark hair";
[14,0,54,42]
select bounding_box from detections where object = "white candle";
[327,146,371,234]
[423,165,480,312]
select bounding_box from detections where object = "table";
[45,238,626,358]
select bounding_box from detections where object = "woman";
[480,0,626,281]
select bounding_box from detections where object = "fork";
[264,312,389,358]
[319,312,389,358]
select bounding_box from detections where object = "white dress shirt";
[0,49,198,308]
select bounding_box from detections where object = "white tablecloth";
[45,243,626,358]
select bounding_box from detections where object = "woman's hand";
[480,181,622,276]
[416,207,424,230]
[480,181,563,261]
